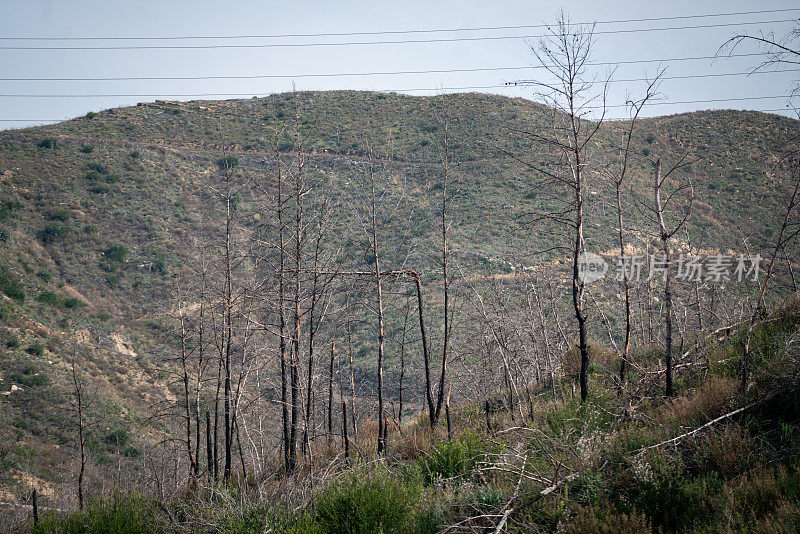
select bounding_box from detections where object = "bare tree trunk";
[522,15,604,403]
[194,269,206,477]
[327,340,335,444]
[398,297,410,432]
[608,78,659,388]
[289,118,303,474]
[71,360,86,511]
[275,136,291,472]
[435,122,451,421]
[342,400,350,461]
[213,357,221,481]
[303,210,329,463]
[367,157,388,456]
[651,157,694,396]
[410,271,435,427]
[445,381,452,441]
[615,186,632,387]
[222,164,234,482]
[206,410,213,480]
[573,179,589,402]
[346,296,358,436]
[178,304,197,480]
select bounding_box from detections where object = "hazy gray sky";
[0,0,797,130]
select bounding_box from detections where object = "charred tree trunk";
[327,340,335,444]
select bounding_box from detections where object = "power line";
[0,69,794,98]
[0,19,796,50]
[1,8,797,41]
[0,53,772,82]
[507,68,797,88]
[604,94,793,109]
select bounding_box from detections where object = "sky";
[0,0,798,130]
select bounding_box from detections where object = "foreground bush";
[31,494,161,534]
[313,467,439,534]
[418,432,485,484]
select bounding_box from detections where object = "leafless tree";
[742,158,800,389]
[70,358,86,510]
[638,156,693,396]
[719,23,800,108]
[508,12,611,401]
[602,76,662,387]
[176,301,197,480]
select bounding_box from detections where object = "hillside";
[0,90,799,524]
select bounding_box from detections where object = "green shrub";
[37,138,57,149]
[107,274,120,287]
[85,171,106,184]
[0,270,24,301]
[419,433,484,484]
[217,155,239,169]
[104,429,129,448]
[7,365,49,387]
[3,199,22,213]
[80,145,95,153]
[122,446,141,458]
[628,455,722,531]
[36,290,60,306]
[5,334,18,348]
[26,343,44,356]
[85,111,98,119]
[19,259,33,274]
[51,209,71,222]
[31,493,160,534]
[36,269,53,283]
[130,150,141,159]
[314,468,437,534]
[570,470,608,506]
[37,222,70,244]
[564,505,650,534]
[105,244,128,263]
[63,297,85,310]
[87,163,108,174]
[89,184,110,194]
[84,224,98,234]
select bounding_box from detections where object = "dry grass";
[663,375,738,427]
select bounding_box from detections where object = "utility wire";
[0,69,792,97]
[507,68,797,88]
[0,53,773,82]
[0,19,796,50]
[1,8,797,41]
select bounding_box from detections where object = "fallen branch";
[539,472,578,496]
[635,388,785,455]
